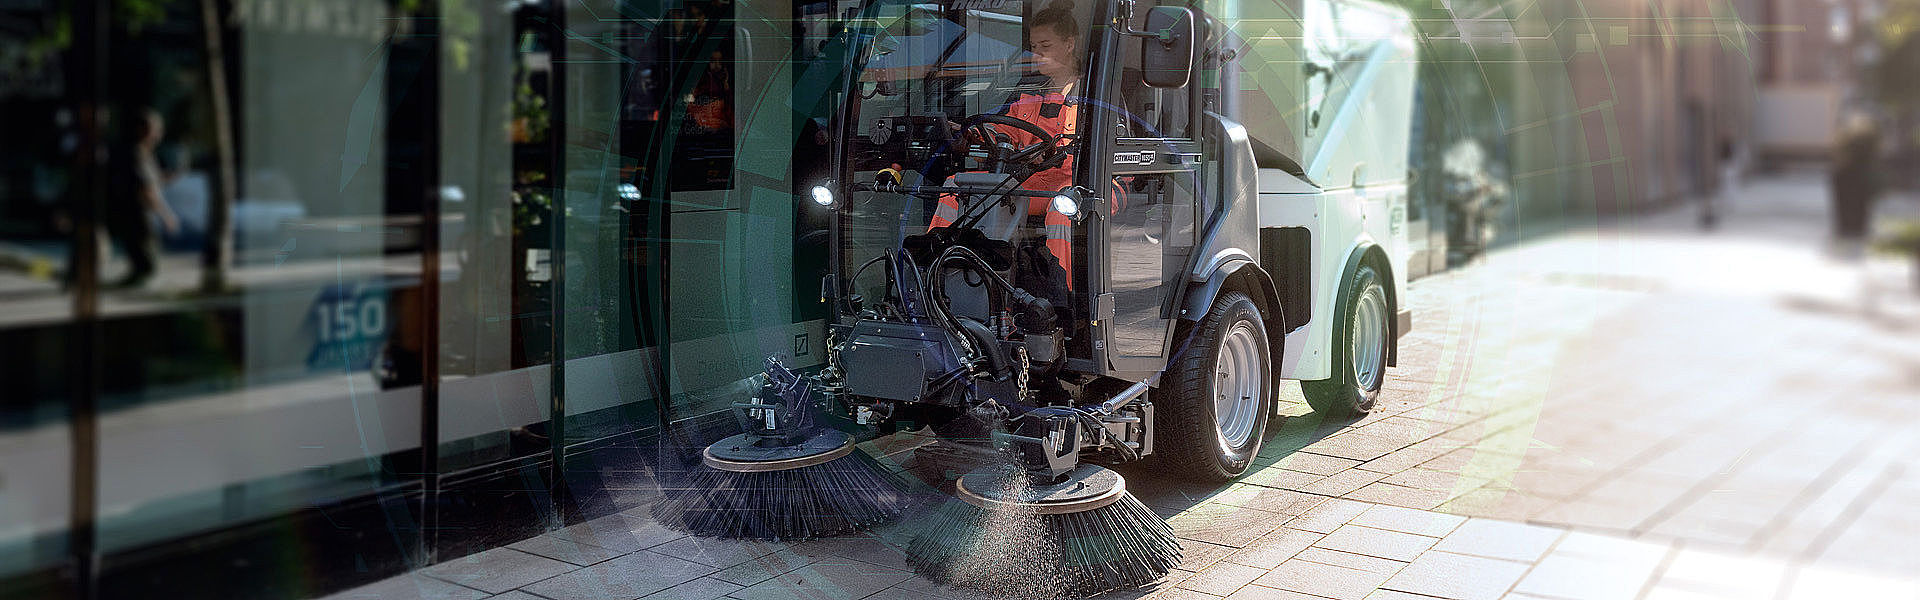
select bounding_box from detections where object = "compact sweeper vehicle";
[655,0,1417,594]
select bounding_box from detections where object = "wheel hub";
[1213,323,1264,449]
[1350,285,1387,391]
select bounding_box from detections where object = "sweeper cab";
[797,0,1417,483]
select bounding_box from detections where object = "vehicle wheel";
[1303,263,1388,417]
[1156,291,1273,482]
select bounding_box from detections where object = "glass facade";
[0,0,837,596]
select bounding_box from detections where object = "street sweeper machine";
[654,0,1418,594]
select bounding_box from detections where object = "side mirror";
[1138,6,1196,88]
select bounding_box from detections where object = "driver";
[928,0,1083,278]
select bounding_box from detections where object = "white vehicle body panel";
[1236,0,1416,382]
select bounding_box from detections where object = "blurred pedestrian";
[105,108,179,288]
[1702,137,1741,231]
[1829,112,1880,253]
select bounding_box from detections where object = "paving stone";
[1435,486,1559,521]
[1222,586,1329,600]
[1364,590,1452,600]
[1240,466,1328,491]
[788,532,914,572]
[1306,432,1412,462]
[726,558,913,600]
[1649,547,1790,600]
[1292,547,1407,575]
[1286,498,1373,533]
[1359,440,1465,474]
[637,576,742,600]
[319,574,492,600]
[1353,417,1453,443]
[1512,548,1670,600]
[1529,498,1659,533]
[421,548,578,594]
[551,513,684,554]
[1251,558,1391,600]
[1313,525,1438,562]
[710,549,815,587]
[1549,531,1671,565]
[1175,539,1240,572]
[1381,467,1492,494]
[1380,550,1529,600]
[1430,518,1563,563]
[1224,528,1323,569]
[1639,586,1737,600]
[1176,562,1267,596]
[1344,482,1454,511]
[520,550,714,600]
[1210,484,1325,515]
[1301,469,1391,498]
[508,533,627,566]
[484,592,548,600]
[1348,504,1468,537]
[650,536,787,570]
[1269,452,1365,476]
[1164,503,1289,548]
[885,576,1007,600]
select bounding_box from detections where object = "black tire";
[1303,263,1388,417]
[1155,291,1273,482]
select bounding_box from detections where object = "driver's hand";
[947,121,972,143]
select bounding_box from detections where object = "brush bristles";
[904,491,1181,598]
[653,449,908,540]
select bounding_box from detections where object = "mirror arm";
[1115,0,1175,43]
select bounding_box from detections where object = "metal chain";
[1016,346,1031,402]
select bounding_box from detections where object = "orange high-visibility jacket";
[929,89,1079,277]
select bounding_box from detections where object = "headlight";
[810,184,835,207]
[1050,193,1080,218]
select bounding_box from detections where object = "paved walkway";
[320,175,1920,600]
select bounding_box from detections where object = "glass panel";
[0,0,75,576]
[559,0,660,440]
[92,0,424,555]
[1106,172,1196,357]
[436,0,555,472]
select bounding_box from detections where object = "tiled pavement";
[322,176,1920,599]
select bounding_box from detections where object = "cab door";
[1095,3,1203,376]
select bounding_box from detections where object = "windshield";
[837,0,1096,293]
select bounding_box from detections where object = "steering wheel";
[962,113,1061,169]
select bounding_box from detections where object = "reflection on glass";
[89,0,425,558]
[0,0,75,575]
[436,0,554,473]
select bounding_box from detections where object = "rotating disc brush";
[653,358,908,540]
[653,428,907,540]
[904,464,1181,597]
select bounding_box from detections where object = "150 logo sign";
[306,282,391,371]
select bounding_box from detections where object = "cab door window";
[1104,3,1201,363]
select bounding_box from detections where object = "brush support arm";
[732,358,819,445]
[997,401,1155,480]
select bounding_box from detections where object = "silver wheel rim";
[1350,283,1388,391]
[1214,322,1265,450]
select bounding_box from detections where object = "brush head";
[906,465,1182,598]
[953,465,1126,514]
[704,429,855,471]
[653,430,909,540]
